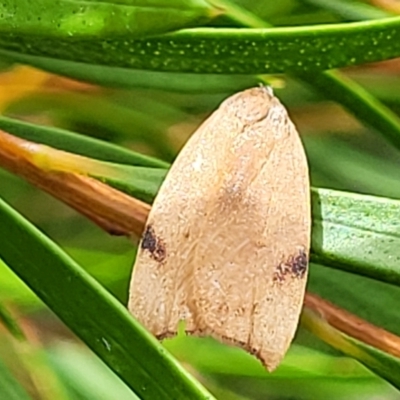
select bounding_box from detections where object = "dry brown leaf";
[128,86,311,371]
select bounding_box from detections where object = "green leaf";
[88,165,166,204]
[299,71,400,154]
[349,71,400,103]
[311,188,400,287]
[308,263,400,341]
[5,92,178,161]
[0,115,168,168]
[0,49,258,93]
[0,302,25,340]
[31,147,168,203]
[346,336,400,390]
[0,357,33,400]
[0,0,218,39]
[0,196,215,400]
[304,135,400,199]
[299,0,393,20]
[47,342,139,400]
[301,308,400,389]
[1,17,400,73]
[166,337,397,399]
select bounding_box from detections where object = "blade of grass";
[304,293,400,358]
[14,135,167,203]
[298,51,400,153]
[0,49,258,93]
[47,343,140,400]
[5,92,177,161]
[299,0,393,20]
[0,196,215,400]
[0,302,26,340]
[0,115,168,168]
[311,188,400,287]
[301,308,400,389]
[0,357,33,400]
[303,135,400,199]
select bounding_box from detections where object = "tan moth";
[128,86,311,371]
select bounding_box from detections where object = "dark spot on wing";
[291,250,308,278]
[141,225,156,252]
[274,249,308,283]
[141,225,166,262]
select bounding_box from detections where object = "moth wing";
[128,87,310,371]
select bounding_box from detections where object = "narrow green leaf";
[299,0,393,20]
[299,70,400,153]
[166,335,344,378]
[0,357,33,400]
[31,145,167,203]
[0,49,258,93]
[345,336,400,390]
[89,165,166,204]
[0,196,215,400]
[304,135,400,199]
[5,92,177,160]
[166,335,398,398]
[1,17,400,73]
[0,115,168,168]
[302,308,400,389]
[311,188,400,287]
[47,343,139,400]
[0,302,26,340]
[349,72,400,103]
[0,0,218,39]
[308,263,400,341]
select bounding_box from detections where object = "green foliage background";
[0,0,400,399]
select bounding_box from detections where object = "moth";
[128,86,311,371]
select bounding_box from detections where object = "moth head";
[220,86,283,124]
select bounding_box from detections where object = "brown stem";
[304,293,400,358]
[0,129,149,237]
